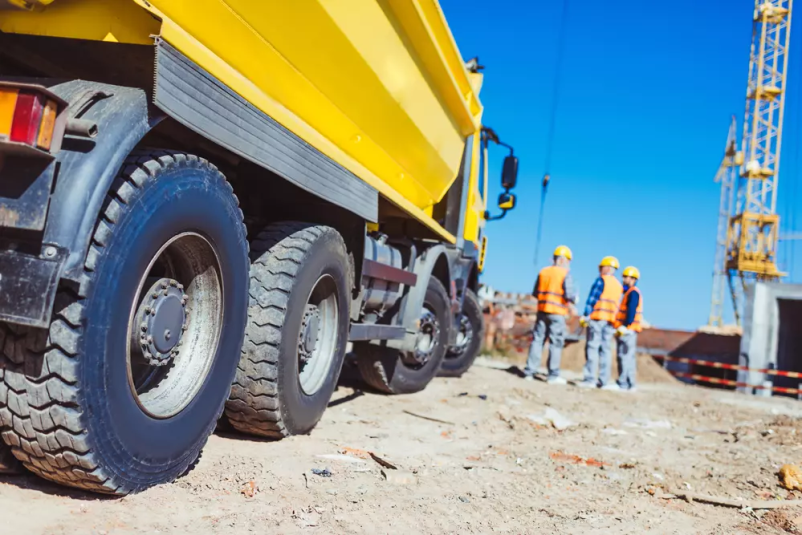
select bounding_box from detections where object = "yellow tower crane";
[709,0,793,327]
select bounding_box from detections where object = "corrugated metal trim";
[154,40,378,222]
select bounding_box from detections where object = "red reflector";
[10,92,44,146]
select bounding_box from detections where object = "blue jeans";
[616,330,638,389]
[524,312,566,378]
[583,319,615,386]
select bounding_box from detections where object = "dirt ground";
[3,355,802,534]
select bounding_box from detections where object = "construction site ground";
[3,350,802,534]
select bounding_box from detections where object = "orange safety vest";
[536,266,569,316]
[590,275,623,323]
[615,286,644,332]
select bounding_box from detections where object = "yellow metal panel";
[3,0,56,8]
[144,0,453,208]
[5,0,475,243]
[152,12,456,243]
[318,0,463,202]
[0,0,158,44]
[462,133,483,245]
[383,0,483,136]
[136,0,476,241]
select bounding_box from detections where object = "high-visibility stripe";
[615,286,643,332]
[590,275,623,322]
[536,265,569,316]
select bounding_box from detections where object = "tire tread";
[0,150,244,494]
[224,222,342,439]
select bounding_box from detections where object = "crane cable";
[533,0,570,266]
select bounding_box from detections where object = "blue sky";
[440,0,802,330]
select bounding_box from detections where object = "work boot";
[575,380,597,389]
[547,376,567,386]
[600,383,621,392]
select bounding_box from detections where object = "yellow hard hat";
[599,256,620,269]
[553,245,573,260]
[622,266,640,279]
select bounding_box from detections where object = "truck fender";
[43,80,163,281]
[384,244,453,352]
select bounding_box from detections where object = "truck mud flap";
[0,250,62,328]
[153,40,378,223]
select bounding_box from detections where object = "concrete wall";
[739,282,802,396]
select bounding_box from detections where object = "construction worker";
[614,266,643,392]
[577,256,623,389]
[523,245,578,384]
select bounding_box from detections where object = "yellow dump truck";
[0,0,519,494]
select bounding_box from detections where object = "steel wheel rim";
[402,306,439,369]
[448,314,473,358]
[298,274,339,396]
[126,232,224,419]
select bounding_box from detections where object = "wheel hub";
[299,304,321,365]
[448,314,473,357]
[405,308,439,366]
[133,278,188,366]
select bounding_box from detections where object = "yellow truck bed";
[1,0,485,241]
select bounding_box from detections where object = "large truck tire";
[439,288,485,377]
[225,223,350,439]
[0,151,249,494]
[356,277,449,394]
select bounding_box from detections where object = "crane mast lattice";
[709,0,793,327]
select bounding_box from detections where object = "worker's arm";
[583,277,605,317]
[563,272,578,304]
[623,289,640,327]
[532,274,540,297]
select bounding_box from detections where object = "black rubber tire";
[439,288,485,377]
[0,151,249,494]
[0,442,21,474]
[224,223,350,439]
[356,277,450,394]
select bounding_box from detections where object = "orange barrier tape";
[669,371,802,395]
[653,355,802,379]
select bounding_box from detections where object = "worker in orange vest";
[577,256,623,390]
[523,245,578,384]
[613,266,643,392]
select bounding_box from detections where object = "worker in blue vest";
[614,266,644,392]
[577,256,623,389]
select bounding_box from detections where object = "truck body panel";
[1,0,486,245]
